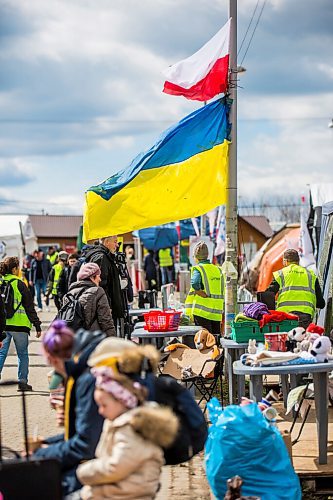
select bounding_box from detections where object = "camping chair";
[289,377,313,445]
[182,351,225,412]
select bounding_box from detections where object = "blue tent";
[135,220,199,251]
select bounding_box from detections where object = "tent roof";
[0,215,29,237]
[240,215,273,238]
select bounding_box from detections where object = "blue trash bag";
[205,398,301,500]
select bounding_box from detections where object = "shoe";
[17,382,33,392]
[37,308,42,313]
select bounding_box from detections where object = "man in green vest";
[0,256,42,391]
[47,246,59,266]
[46,251,68,310]
[158,247,174,285]
[185,241,224,336]
[266,248,325,329]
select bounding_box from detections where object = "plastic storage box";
[230,319,299,343]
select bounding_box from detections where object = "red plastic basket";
[143,310,182,332]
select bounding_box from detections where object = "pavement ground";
[0,306,211,499]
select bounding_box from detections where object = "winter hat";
[77,262,101,280]
[88,337,135,367]
[306,323,325,335]
[193,241,209,261]
[58,251,69,262]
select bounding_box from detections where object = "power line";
[240,0,268,66]
[238,0,260,57]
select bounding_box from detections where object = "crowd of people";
[0,238,327,498]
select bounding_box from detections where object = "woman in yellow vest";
[0,256,42,391]
[266,248,325,329]
[185,242,224,336]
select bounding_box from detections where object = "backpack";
[149,375,208,465]
[0,278,21,319]
[56,288,88,332]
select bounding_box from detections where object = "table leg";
[280,375,289,409]
[226,349,236,405]
[313,372,328,465]
[249,375,263,402]
[236,349,246,402]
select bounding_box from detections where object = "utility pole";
[200,214,206,236]
[223,0,238,336]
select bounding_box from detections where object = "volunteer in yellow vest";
[266,248,325,329]
[158,247,174,285]
[47,246,59,266]
[46,251,69,310]
[0,256,42,391]
[185,241,224,336]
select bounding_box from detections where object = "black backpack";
[56,288,87,332]
[0,278,21,319]
[148,375,208,465]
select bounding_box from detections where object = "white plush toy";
[300,333,320,353]
[287,327,306,353]
[310,336,333,363]
[248,339,257,355]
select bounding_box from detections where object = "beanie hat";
[77,262,101,280]
[88,337,135,367]
[58,251,69,262]
[193,241,209,261]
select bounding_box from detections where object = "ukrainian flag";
[83,98,230,241]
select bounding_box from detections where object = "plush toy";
[306,323,325,335]
[181,365,195,379]
[163,337,190,353]
[194,329,220,359]
[287,327,306,353]
[310,336,333,363]
[299,332,320,353]
[247,339,257,355]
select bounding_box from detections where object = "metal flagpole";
[223,0,238,336]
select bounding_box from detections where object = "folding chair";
[289,377,313,445]
[183,352,225,412]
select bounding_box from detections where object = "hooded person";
[76,366,178,500]
[34,321,108,496]
[63,262,116,336]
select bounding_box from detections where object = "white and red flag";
[163,19,231,101]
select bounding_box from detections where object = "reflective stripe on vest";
[185,263,224,321]
[273,264,317,316]
[158,249,173,267]
[52,263,63,295]
[3,275,32,330]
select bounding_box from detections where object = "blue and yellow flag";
[83,98,230,241]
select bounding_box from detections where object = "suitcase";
[0,380,62,500]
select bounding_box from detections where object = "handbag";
[0,380,62,500]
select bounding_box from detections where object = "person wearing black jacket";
[80,237,125,326]
[0,294,6,345]
[0,256,41,391]
[35,326,106,496]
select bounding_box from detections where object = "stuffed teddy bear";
[309,336,333,363]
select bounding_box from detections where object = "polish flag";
[163,19,231,102]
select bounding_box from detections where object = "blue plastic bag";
[205,398,301,500]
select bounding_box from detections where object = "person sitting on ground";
[34,321,106,497]
[63,263,116,336]
[0,256,41,391]
[76,367,178,500]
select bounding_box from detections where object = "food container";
[264,333,288,352]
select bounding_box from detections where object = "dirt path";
[1,307,211,499]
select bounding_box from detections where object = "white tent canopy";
[0,215,37,262]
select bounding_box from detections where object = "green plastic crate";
[231,321,265,343]
[261,319,299,333]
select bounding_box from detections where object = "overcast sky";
[0,0,332,215]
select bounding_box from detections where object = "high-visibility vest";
[2,274,32,330]
[47,252,59,266]
[273,264,317,317]
[185,263,224,321]
[158,248,173,267]
[52,263,63,296]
